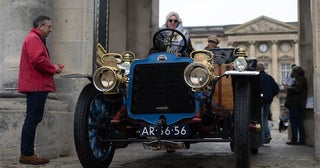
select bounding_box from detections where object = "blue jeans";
[20,92,49,156]
[262,103,271,141]
[288,108,305,143]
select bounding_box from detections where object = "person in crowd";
[285,66,308,145]
[283,64,297,87]
[18,15,64,165]
[205,35,219,50]
[149,11,194,57]
[257,63,280,144]
[282,63,297,142]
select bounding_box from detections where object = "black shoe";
[298,142,305,145]
[286,141,297,145]
[264,137,272,144]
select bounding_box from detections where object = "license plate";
[140,124,189,137]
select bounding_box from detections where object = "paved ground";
[1,129,319,168]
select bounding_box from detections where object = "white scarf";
[160,23,189,53]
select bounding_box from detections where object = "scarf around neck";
[160,23,189,53]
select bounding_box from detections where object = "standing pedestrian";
[282,63,297,142]
[285,66,308,145]
[257,63,279,144]
[18,15,64,165]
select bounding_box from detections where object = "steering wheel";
[152,28,187,54]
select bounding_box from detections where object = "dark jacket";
[285,67,308,109]
[259,71,279,104]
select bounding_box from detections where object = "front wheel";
[233,79,251,168]
[251,148,258,155]
[74,83,115,168]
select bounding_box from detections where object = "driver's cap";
[208,35,219,44]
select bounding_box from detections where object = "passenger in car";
[149,11,194,57]
[204,35,219,64]
[205,35,219,50]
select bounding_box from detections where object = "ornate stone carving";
[280,41,292,52]
[235,20,291,33]
[257,56,272,62]
[278,55,294,61]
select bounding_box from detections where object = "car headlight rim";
[184,63,210,89]
[93,66,118,92]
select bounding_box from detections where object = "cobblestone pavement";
[1,130,319,168]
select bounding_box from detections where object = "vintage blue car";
[73,28,262,168]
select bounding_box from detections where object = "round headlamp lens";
[93,67,117,91]
[190,68,208,87]
[234,58,247,71]
[101,70,116,88]
[184,63,210,88]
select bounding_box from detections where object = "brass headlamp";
[93,44,125,94]
[184,50,217,92]
[232,48,248,71]
[119,51,135,76]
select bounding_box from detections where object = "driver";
[149,11,194,57]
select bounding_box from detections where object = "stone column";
[294,40,299,65]
[51,0,93,75]
[126,0,159,58]
[249,41,255,58]
[299,0,315,147]
[271,40,278,78]
[310,0,320,160]
[0,0,73,159]
[50,0,94,109]
[269,41,280,128]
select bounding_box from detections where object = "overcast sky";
[159,0,298,27]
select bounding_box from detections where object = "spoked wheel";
[233,79,251,168]
[74,83,115,168]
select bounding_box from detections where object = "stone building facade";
[186,16,300,131]
[0,0,319,161]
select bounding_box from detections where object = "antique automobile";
[73,28,262,168]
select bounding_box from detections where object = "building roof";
[185,15,298,38]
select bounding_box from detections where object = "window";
[281,64,291,84]
[264,63,269,74]
[194,42,203,50]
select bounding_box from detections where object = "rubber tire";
[74,83,115,168]
[233,79,251,168]
[251,148,258,155]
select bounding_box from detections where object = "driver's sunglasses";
[168,19,178,23]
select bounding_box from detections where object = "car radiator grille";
[131,62,195,114]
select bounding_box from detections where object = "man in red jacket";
[18,15,64,165]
